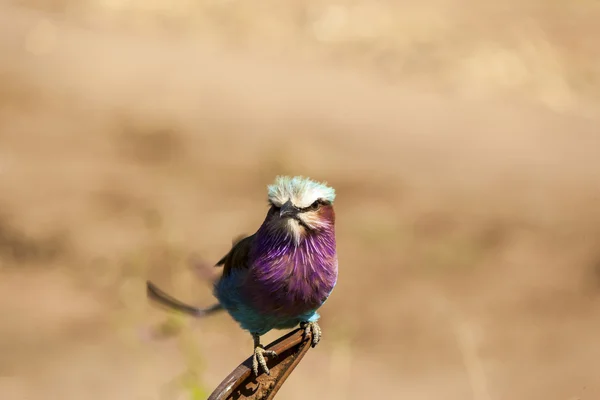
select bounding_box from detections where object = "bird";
[147,175,338,376]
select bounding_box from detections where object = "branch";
[208,328,312,400]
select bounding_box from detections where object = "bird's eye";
[308,200,320,211]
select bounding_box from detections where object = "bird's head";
[264,176,336,242]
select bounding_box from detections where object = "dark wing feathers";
[231,233,248,246]
[216,233,255,276]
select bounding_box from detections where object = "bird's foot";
[301,321,321,347]
[252,345,277,376]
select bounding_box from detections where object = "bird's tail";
[146,280,223,317]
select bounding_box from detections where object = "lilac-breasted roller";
[147,176,338,375]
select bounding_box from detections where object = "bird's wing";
[231,233,248,246]
[215,233,255,277]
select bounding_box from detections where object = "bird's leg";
[251,333,277,376]
[300,321,322,347]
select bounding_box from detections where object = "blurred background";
[1,1,600,399]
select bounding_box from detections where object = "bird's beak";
[279,200,298,218]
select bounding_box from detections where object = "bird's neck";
[255,222,336,258]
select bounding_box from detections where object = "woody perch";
[147,176,338,376]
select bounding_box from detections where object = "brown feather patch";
[217,234,255,277]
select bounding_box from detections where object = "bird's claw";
[252,345,277,376]
[301,321,321,347]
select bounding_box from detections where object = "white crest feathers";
[267,176,336,208]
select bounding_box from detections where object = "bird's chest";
[248,251,338,316]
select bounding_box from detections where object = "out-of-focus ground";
[1,1,600,399]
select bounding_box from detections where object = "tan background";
[1,1,600,399]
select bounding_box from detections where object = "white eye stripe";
[269,196,319,209]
